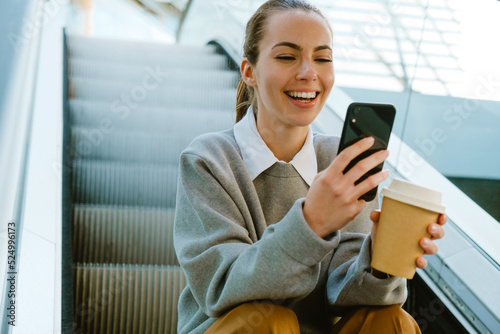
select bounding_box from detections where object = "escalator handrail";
[176,0,194,42]
[207,38,240,71]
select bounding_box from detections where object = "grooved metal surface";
[72,205,178,265]
[71,159,179,207]
[69,59,239,86]
[74,263,186,334]
[68,100,234,132]
[71,127,193,163]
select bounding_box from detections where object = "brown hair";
[235,0,330,123]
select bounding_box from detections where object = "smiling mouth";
[285,91,319,103]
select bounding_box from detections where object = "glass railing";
[316,0,500,265]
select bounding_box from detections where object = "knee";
[207,302,300,334]
[232,302,299,330]
[333,305,420,334]
[376,305,416,321]
[360,305,420,333]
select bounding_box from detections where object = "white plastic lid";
[381,178,446,213]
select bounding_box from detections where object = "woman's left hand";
[370,210,447,269]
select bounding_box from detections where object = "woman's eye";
[277,56,295,61]
[316,58,333,63]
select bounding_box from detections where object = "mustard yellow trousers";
[205,302,421,334]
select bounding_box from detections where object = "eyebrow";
[272,42,332,52]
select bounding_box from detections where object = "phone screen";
[337,103,396,201]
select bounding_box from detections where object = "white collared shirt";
[233,106,318,186]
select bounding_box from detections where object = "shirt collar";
[234,106,317,186]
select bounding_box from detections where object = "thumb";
[370,211,380,254]
[370,210,381,223]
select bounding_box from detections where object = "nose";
[296,58,317,81]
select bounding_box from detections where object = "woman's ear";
[241,58,257,87]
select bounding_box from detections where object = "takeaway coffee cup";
[371,179,446,279]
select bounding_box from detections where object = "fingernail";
[365,137,374,144]
[430,224,438,233]
[422,238,430,246]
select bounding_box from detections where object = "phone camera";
[353,107,361,116]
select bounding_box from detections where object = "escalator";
[63,35,238,333]
[1,1,497,332]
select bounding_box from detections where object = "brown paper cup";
[371,179,445,279]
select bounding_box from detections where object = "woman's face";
[244,9,335,132]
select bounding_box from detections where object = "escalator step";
[69,79,237,110]
[72,204,177,266]
[68,100,235,132]
[67,35,221,64]
[68,51,228,69]
[71,159,178,207]
[71,127,193,164]
[74,263,185,334]
[68,59,238,84]
[67,34,217,52]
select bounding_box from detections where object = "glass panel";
[401,0,500,223]
[310,0,500,260]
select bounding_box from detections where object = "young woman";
[174,1,446,333]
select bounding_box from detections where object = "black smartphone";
[337,102,396,201]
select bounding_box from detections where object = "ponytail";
[235,78,255,123]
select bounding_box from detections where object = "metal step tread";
[68,54,229,75]
[68,59,239,83]
[71,159,179,207]
[74,263,185,334]
[67,34,217,55]
[68,99,236,115]
[69,82,237,110]
[72,204,177,265]
[67,37,226,66]
[70,127,194,164]
[68,72,238,91]
[68,99,235,133]
[69,52,229,69]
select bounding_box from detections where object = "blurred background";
[0,0,499,333]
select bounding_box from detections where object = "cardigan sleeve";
[174,152,341,317]
[326,230,408,314]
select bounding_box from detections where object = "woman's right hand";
[303,137,390,238]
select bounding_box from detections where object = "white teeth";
[287,91,317,99]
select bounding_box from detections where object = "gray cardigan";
[173,129,406,334]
